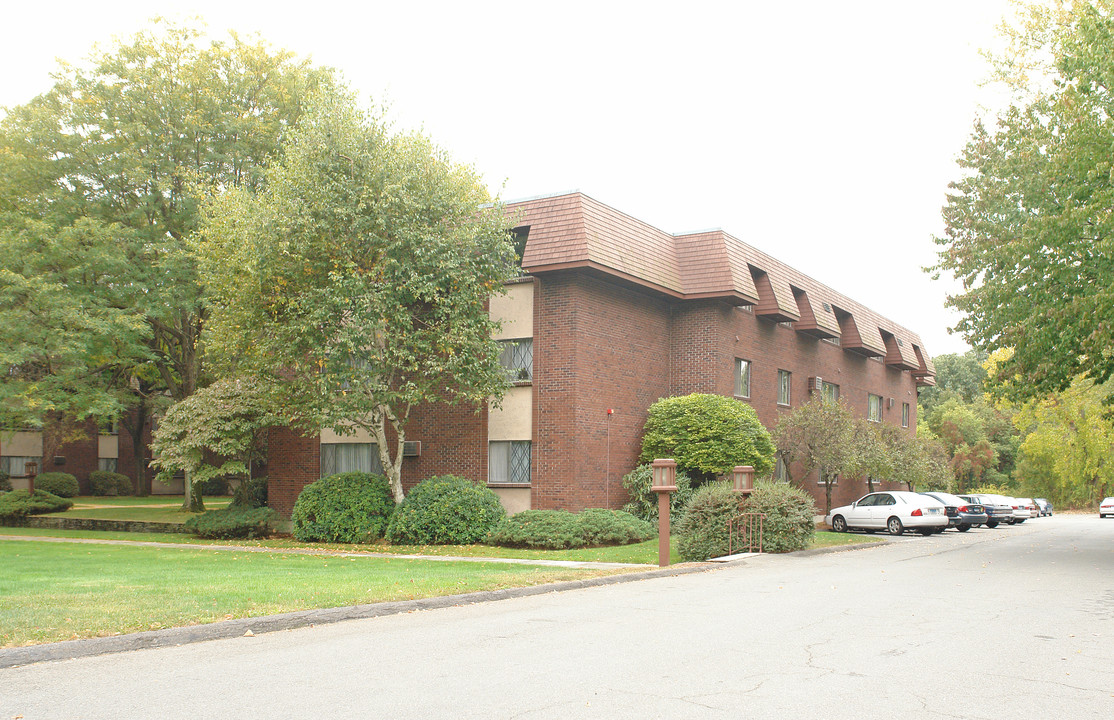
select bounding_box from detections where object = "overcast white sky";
[1,0,1019,358]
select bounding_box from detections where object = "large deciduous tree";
[932,0,1114,402]
[0,21,331,506]
[198,91,518,504]
[772,398,859,514]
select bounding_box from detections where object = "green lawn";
[808,530,883,549]
[0,540,638,647]
[61,496,231,523]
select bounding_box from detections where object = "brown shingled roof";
[505,191,934,379]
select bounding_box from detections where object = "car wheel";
[887,517,904,536]
[987,520,998,528]
[831,515,847,533]
[957,524,971,532]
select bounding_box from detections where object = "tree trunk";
[372,409,406,504]
[181,468,205,512]
[128,399,151,497]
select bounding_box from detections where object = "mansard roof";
[506,191,935,384]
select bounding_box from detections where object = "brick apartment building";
[266,192,936,516]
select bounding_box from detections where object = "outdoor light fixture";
[732,465,754,495]
[651,459,678,567]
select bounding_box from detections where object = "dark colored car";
[1036,498,1053,516]
[922,491,989,531]
[960,494,1013,528]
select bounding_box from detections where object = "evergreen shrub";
[33,472,79,498]
[292,472,395,543]
[741,481,816,553]
[674,482,740,562]
[185,506,279,539]
[487,508,654,549]
[0,489,74,518]
[386,475,504,545]
[195,476,230,496]
[231,476,268,508]
[0,471,11,492]
[89,471,133,496]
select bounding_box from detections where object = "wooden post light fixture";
[25,460,39,495]
[651,458,678,567]
[732,465,755,495]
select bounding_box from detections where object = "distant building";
[266,192,936,516]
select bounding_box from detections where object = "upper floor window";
[734,358,751,398]
[778,370,791,406]
[868,394,883,422]
[499,339,533,382]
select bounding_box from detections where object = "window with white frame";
[868,394,883,422]
[821,380,839,403]
[320,443,384,477]
[902,402,910,428]
[777,370,791,406]
[489,441,531,485]
[498,339,533,382]
[734,358,751,398]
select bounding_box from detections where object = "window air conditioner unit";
[808,377,823,394]
[403,441,421,457]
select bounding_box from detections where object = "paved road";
[3,515,1113,719]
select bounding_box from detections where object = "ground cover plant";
[386,475,505,545]
[487,509,653,549]
[0,489,73,518]
[0,539,634,646]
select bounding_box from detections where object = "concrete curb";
[0,561,721,670]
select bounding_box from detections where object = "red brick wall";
[42,418,99,493]
[267,426,321,517]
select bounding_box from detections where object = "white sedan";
[827,491,948,536]
[1100,497,1114,518]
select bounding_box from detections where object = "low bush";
[230,476,268,509]
[184,506,279,539]
[674,482,740,562]
[386,475,505,545]
[292,472,395,543]
[621,464,695,526]
[89,471,134,496]
[0,489,74,518]
[741,481,816,553]
[487,508,655,549]
[33,472,79,498]
[0,471,11,492]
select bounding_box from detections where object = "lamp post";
[25,460,39,495]
[651,458,678,567]
[732,465,754,496]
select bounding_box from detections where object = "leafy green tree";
[149,377,278,511]
[0,21,332,505]
[639,393,775,483]
[1014,376,1114,507]
[772,398,858,514]
[198,91,517,504]
[931,0,1114,402]
[917,351,989,415]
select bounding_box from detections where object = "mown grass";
[62,496,231,523]
[0,540,638,647]
[808,530,883,549]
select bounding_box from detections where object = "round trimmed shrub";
[89,471,133,496]
[741,481,816,553]
[0,489,74,518]
[386,475,505,545]
[292,472,395,543]
[575,508,655,546]
[674,482,740,562]
[33,472,79,498]
[621,463,695,526]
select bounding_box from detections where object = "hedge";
[292,472,395,544]
[89,471,133,496]
[386,476,505,545]
[740,481,816,553]
[487,508,654,549]
[185,506,279,539]
[674,482,740,562]
[0,489,74,518]
[33,472,79,498]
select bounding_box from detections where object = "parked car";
[826,491,948,536]
[1035,498,1053,516]
[1017,497,1039,518]
[961,494,1013,528]
[1005,497,1029,524]
[1100,497,1114,518]
[921,491,989,531]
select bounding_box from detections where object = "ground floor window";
[0,456,39,477]
[489,440,531,485]
[98,458,118,473]
[320,443,384,477]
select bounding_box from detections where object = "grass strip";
[0,540,635,647]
